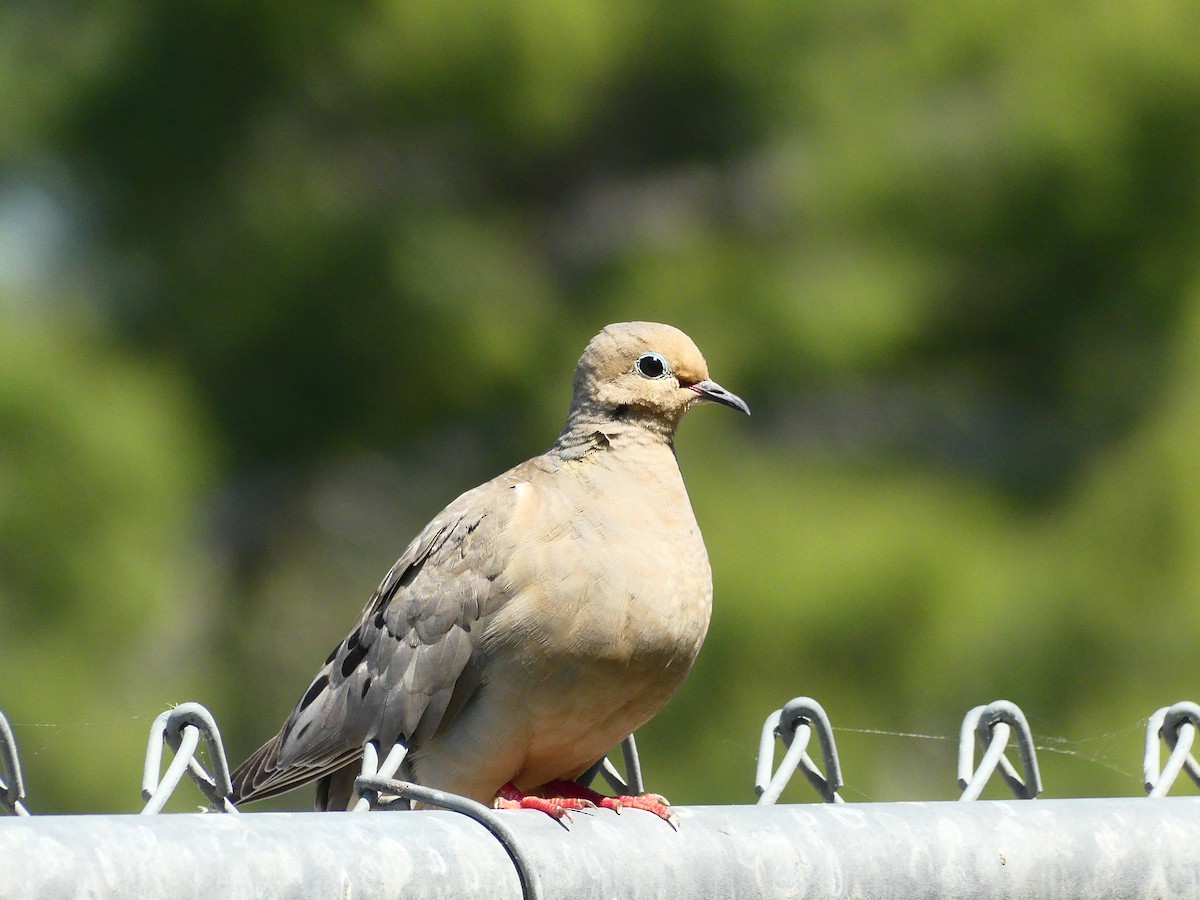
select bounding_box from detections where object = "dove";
[230,322,749,821]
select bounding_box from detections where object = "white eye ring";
[634,351,671,380]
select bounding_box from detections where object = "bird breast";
[490,443,713,692]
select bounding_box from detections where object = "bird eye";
[634,351,670,380]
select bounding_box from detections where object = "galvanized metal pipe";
[2,799,1199,899]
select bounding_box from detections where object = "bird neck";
[553,407,678,461]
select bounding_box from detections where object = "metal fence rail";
[2,799,1199,899]
[3,698,1199,898]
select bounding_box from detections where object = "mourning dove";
[231,322,748,821]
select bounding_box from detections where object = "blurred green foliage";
[2,0,1199,812]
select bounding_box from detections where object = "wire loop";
[755,697,843,804]
[141,702,236,814]
[957,700,1042,801]
[1144,701,1200,797]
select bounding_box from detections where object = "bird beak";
[687,379,751,415]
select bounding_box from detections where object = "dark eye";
[634,351,670,380]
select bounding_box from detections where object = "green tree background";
[2,0,1199,812]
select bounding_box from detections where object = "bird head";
[564,322,749,437]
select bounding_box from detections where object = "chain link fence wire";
[0,709,29,816]
[4,696,1200,815]
[141,702,238,814]
[755,696,843,804]
[1144,701,1200,798]
[957,700,1043,801]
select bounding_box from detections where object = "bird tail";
[229,734,285,805]
[230,733,363,807]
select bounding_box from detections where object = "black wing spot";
[347,629,361,651]
[360,677,373,700]
[374,609,386,629]
[397,558,426,588]
[299,673,329,712]
[324,643,341,665]
[341,640,369,678]
[395,528,446,589]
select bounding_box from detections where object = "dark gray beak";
[688,379,751,415]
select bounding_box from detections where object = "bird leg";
[537,779,679,829]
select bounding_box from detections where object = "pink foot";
[493,782,594,824]
[539,779,679,830]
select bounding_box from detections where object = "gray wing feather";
[231,475,518,805]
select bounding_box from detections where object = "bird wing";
[231,463,536,804]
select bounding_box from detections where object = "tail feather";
[230,733,360,806]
